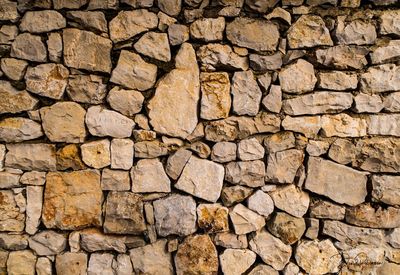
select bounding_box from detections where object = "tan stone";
[345,203,400,228]
[5,143,56,171]
[220,249,256,275]
[0,117,42,143]
[81,139,110,169]
[0,58,28,81]
[321,114,367,137]
[0,190,25,232]
[7,250,36,275]
[190,17,225,42]
[56,253,87,275]
[131,158,171,193]
[230,204,265,235]
[265,149,304,184]
[282,116,321,138]
[371,175,400,206]
[107,87,144,116]
[0,81,38,114]
[20,10,66,33]
[197,43,249,71]
[11,33,47,62]
[361,64,400,93]
[270,185,310,218]
[66,74,107,104]
[134,32,171,62]
[267,212,306,245]
[279,59,317,94]
[316,45,368,70]
[197,203,229,233]
[56,144,86,171]
[335,17,376,45]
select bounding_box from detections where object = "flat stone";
[0,117,42,143]
[316,45,368,69]
[265,7,291,24]
[264,131,295,153]
[214,232,248,249]
[321,114,367,137]
[114,254,133,275]
[29,231,67,256]
[250,53,282,71]
[262,84,282,113]
[230,204,265,235]
[88,0,118,9]
[380,10,400,36]
[249,229,292,271]
[7,250,36,275]
[372,175,400,206]
[153,194,197,237]
[265,149,304,184]
[55,253,87,275]
[367,114,400,136]
[270,185,310,217]
[110,139,133,170]
[305,157,368,206]
[384,92,400,112]
[20,171,46,186]
[245,0,278,12]
[190,17,225,41]
[353,93,384,113]
[134,32,171,62]
[343,245,385,273]
[175,155,224,202]
[279,59,317,94]
[335,17,376,45]
[131,158,171,193]
[11,33,47,62]
[237,138,264,161]
[25,186,43,234]
[158,0,181,16]
[104,191,146,234]
[88,253,114,275]
[295,240,341,274]
[287,15,333,48]
[101,169,130,191]
[371,40,400,64]
[66,11,108,33]
[211,142,236,163]
[85,105,134,138]
[0,232,27,250]
[0,25,18,44]
[134,140,168,158]
[56,144,86,171]
[247,190,274,218]
[53,0,87,9]
[231,70,262,116]
[109,10,158,42]
[197,203,229,233]
[318,71,358,90]
[309,199,346,220]
[267,212,306,245]
[66,74,107,104]
[35,257,52,275]
[5,143,56,171]
[306,140,330,156]
[345,203,400,228]
[0,58,28,81]
[148,43,199,139]
[0,0,19,21]
[165,148,192,180]
[175,235,218,275]
[168,23,189,45]
[328,138,356,164]
[225,160,265,187]
[200,72,231,120]
[63,28,112,73]
[107,87,144,117]
[81,139,111,169]
[197,43,249,71]
[220,249,256,275]
[226,17,279,51]
[0,190,25,232]
[361,64,400,93]
[0,169,21,189]
[47,32,62,62]
[221,185,253,207]
[20,10,66,33]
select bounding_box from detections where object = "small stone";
[165,149,192,180]
[29,231,66,256]
[335,17,376,45]
[361,64,400,93]
[36,257,52,275]
[67,74,107,104]
[53,0,87,9]
[175,235,219,275]
[114,254,133,275]
[306,140,330,156]
[0,233,28,250]
[131,158,170,193]
[134,32,171,62]
[0,169,21,189]
[56,253,87,275]
[237,138,264,161]
[249,229,292,271]
[384,92,400,112]
[341,0,360,6]
[168,24,189,45]
[287,15,333,48]
[0,190,25,232]
[220,249,257,275]
[305,218,319,240]
[318,71,358,90]
[197,203,229,233]
[372,175,400,206]
[279,59,317,94]
[66,11,108,33]
[5,143,56,171]
[0,25,18,44]
[158,0,181,16]
[265,149,304,184]
[250,53,282,71]
[11,33,47,62]
[262,85,282,113]
[231,70,262,116]
[248,264,279,275]
[190,141,211,158]
[316,45,368,70]
[265,7,291,24]
[134,141,168,158]
[0,0,19,21]
[81,139,110,169]
[20,171,46,186]
[225,160,266,187]
[107,87,144,117]
[190,17,225,41]
[353,93,384,113]
[25,186,43,234]
[245,0,278,12]
[214,232,248,249]
[230,204,265,235]
[305,157,368,206]
[110,139,133,170]
[197,43,249,71]
[47,32,62,63]
[56,144,86,171]
[20,10,65,33]
[247,190,274,218]
[7,250,36,275]
[270,185,310,217]
[328,138,356,164]
[88,253,114,275]
[158,11,176,31]
[211,142,237,163]
[371,40,400,64]
[346,203,400,228]
[309,199,346,220]
[221,186,253,207]
[264,131,295,153]
[0,58,27,81]
[101,169,130,191]
[0,117,42,143]
[104,192,146,234]
[380,10,400,36]
[267,212,306,244]
[320,113,367,137]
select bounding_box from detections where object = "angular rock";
[220,249,256,275]
[0,190,25,232]
[165,148,192,180]
[168,23,189,45]
[0,25,18,44]
[248,264,279,275]
[343,245,385,272]
[265,149,304,184]
[0,0,19,21]
[321,114,367,137]
[262,84,282,113]
[197,203,229,233]
[309,199,346,220]
[367,114,400,136]
[20,171,46,186]
[158,0,181,17]
[231,70,262,116]
[214,232,248,249]
[372,175,400,206]
[306,140,330,156]
[81,139,111,169]
[247,190,274,218]
[36,257,52,275]
[66,11,108,33]
[197,43,249,71]
[237,138,264,161]
[316,45,368,69]
[0,58,28,81]
[66,74,107,104]
[335,17,376,45]
[328,138,356,165]
[88,253,114,275]
[134,32,171,62]
[270,185,309,217]
[225,160,265,187]
[20,10,66,33]
[190,17,225,41]
[371,40,400,64]
[47,32,62,63]
[11,33,47,62]
[107,87,144,117]
[131,158,170,193]
[7,250,36,275]
[101,169,130,191]
[55,253,87,275]
[0,117,42,143]
[318,71,358,90]
[5,143,56,171]
[53,0,87,9]
[230,204,265,235]
[264,131,296,153]
[25,186,43,235]
[345,203,400,228]
[134,140,168,158]
[380,10,400,36]
[56,144,86,171]
[279,59,317,94]
[250,53,282,71]
[29,231,67,256]
[361,64,400,93]
[211,142,236,163]
[0,169,21,189]
[110,139,133,170]
[384,92,400,112]
[268,212,306,245]
[221,185,253,207]
[353,93,384,113]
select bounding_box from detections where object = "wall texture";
[0,0,400,274]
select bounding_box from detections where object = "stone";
[248,264,279,275]
[158,11,176,31]
[47,32,62,63]
[226,18,279,51]
[131,158,170,193]
[287,15,333,48]
[305,157,368,206]
[25,186,43,234]
[371,40,400,64]
[262,85,282,113]
[200,72,231,120]
[372,175,400,206]
[341,0,361,6]
[211,142,236,163]
[250,53,282,71]
[88,253,114,275]
[107,87,144,117]
[168,24,189,45]
[109,10,158,42]
[321,114,367,137]
[63,28,112,73]
[101,169,130,191]
[5,143,56,171]
[316,45,368,70]
[110,139,133,170]
[247,190,274,218]
[384,92,400,112]
[214,232,248,249]
[270,185,309,217]
[0,233,28,250]
[305,218,319,239]
[114,254,133,275]
[0,169,21,189]
[335,17,377,45]
[165,149,192,180]
[306,140,330,156]
[29,231,66,256]
[87,0,118,9]
[56,144,86,171]
[328,138,356,165]
[0,117,42,143]
[56,253,88,275]
[197,43,249,71]
[249,229,292,271]
[36,257,52,275]
[134,141,168,158]
[231,70,262,116]
[40,102,86,143]
[20,171,46,186]
[264,131,295,153]
[148,43,199,139]
[7,250,36,275]
[268,212,306,244]
[0,190,25,232]
[130,240,173,275]
[190,17,225,41]
[0,25,18,44]
[265,7,291,24]
[197,203,229,233]
[175,235,218,275]
[104,192,146,234]
[318,71,358,91]
[361,64,400,93]
[221,185,253,207]
[265,149,304,184]
[190,141,211,158]
[53,0,87,9]
[380,10,400,36]
[85,105,134,138]
[0,58,28,81]
[345,203,400,228]
[42,170,102,230]
[309,199,346,220]
[343,245,385,272]
[279,59,317,94]
[353,93,384,113]
[11,33,47,62]
[158,0,181,16]
[220,249,257,275]
[66,11,108,33]
[295,240,341,274]
[237,138,264,161]
[20,10,65,33]
[153,194,197,236]
[0,0,19,21]
[66,74,107,104]
[245,0,278,12]
[134,32,171,62]
[81,139,111,169]
[225,160,265,187]
[230,204,265,234]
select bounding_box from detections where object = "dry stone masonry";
[0,0,399,274]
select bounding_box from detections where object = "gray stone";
[335,17,377,45]
[225,160,266,187]
[81,139,111,169]
[101,169,130,191]
[316,45,368,70]
[47,32,62,63]
[168,24,189,46]
[131,158,170,193]
[262,85,282,113]
[165,149,192,180]
[110,138,134,170]
[270,185,310,217]
[190,17,225,41]
[0,58,28,81]
[247,190,274,218]
[371,40,400,64]
[321,113,367,137]
[380,10,400,36]
[231,70,262,116]
[384,92,400,112]
[250,53,282,71]
[211,142,237,163]
[367,114,400,136]
[29,231,67,256]
[230,204,265,235]
[353,93,384,113]
[88,253,114,275]
[66,11,108,33]
[197,43,249,71]
[11,33,47,62]
[0,233,29,250]
[67,74,107,104]
[237,138,264,161]
[0,117,42,143]
[372,175,400,206]
[279,59,317,94]
[265,149,304,184]
[328,138,356,164]
[20,10,66,33]
[221,185,253,207]
[214,232,248,249]
[134,32,171,62]
[0,169,22,189]
[107,87,144,116]
[220,249,257,275]
[361,64,400,93]
[5,143,56,171]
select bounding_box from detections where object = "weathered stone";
[353,93,384,113]
[227,18,279,51]
[158,11,176,31]
[134,32,171,62]
[287,15,333,48]
[114,254,133,275]
[264,131,295,153]
[47,32,62,63]
[11,33,47,62]
[225,160,265,187]
[190,141,211,158]
[81,139,110,169]
[270,185,309,217]
[305,218,319,240]
[0,117,42,143]
[247,190,274,218]
[197,203,229,233]
[268,212,306,244]
[153,194,196,236]
[25,186,43,235]
[130,240,173,275]
[107,87,144,117]
[110,139,133,170]
[29,231,66,256]
[158,0,181,16]
[295,240,341,274]
[7,250,36,275]
[345,203,400,228]
[0,25,18,44]
[165,149,192,180]
[237,138,264,161]
[190,17,225,41]
[85,105,134,138]
[0,233,28,250]
[249,229,292,271]
[36,257,52,275]
[380,10,400,36]
[211,142,236,163]
[67,74,107,104]
[343,245,385,272]
[248,264,279,275]
[20,171,46,186]
[321,114,367,137]
[310,199,345,220]
[197,43,249,71]
[56,144,86,171]
[265,6,291,24]
[230,203,265,234]
[231,70,262,116]
[372,175,400,206]
[262,84,282,113]
[20,10,65,33]
[109,10,158,42]
[134,141,168,158]
[306,140,330,156]
[0,0,18,21]
[63,28,112,73]
[265,149,304,184]
[361,64,400,93]
[87,253,114,275]
[318,71,358,91]
[214,232,248,249]
[0,169,21,189]
[0,58,28,81]
[66,11,108,33]
[250,53,282,72]
[384,92,400,112]
[316,45,368,69]
[53,0,87,9]
[5,143,56,171]
[368,114,400,137]
[335,17,376,45]
[200,72,231,120]
[101,169,130,191]
[245,0,278,12]
[168,23,189,45]
[0,190,25,232]
[104,192,146,234]
[220,249,256,275]
[328,138,356,164]
[131,158,170,193]
[371,40,400,64]
[279,59,317,94]
[221,185,253,207]
[175,235,218,275]
[56,253,88,275]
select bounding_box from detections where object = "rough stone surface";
[134,32,171,62]
[265,149,304,184]
[361,64,400,93]
[20,10,66,33]
[231,70,262,116]
[197,203,229,233]
[11,33,47,62]
[270,185,310,217]
[225,160,266,188]
[5,143,56,171]
[197,43,249,71]
[230,204,265,235]
[81,139,111,169]
[279,59,317,94]
[131,158,171,193]
[190,17,225,42]
[268,212,305,245]
[0,117,43,143]
[220,249,256,275]
[67,74,107,104]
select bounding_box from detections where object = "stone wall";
[0,0,399,274]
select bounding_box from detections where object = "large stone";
[148,43,199,139]
[56,144,86,171]
[40,102,86,143]
[131,158,171,193]
[197,203,229,233]
[81,139,111,169]
[270,185,310,217]
[87,253,114,275]
[225,160,265,187]
[175,235,219,275]
[221,185,253,207]
[367,114,400,136]
[287,15,333,48]
[11,33,47,62]
[42,170,102,230]
[231,70,262,116]
[226,18,279,51]
[279,59,317,94]
[134,32,171,62]
[353,93,384,113]
[7,250,36,275]
[360,64,400,93]
[237,138,264,161]
[380,10,400,36]
[190,17,225,42]
[5,143,56,171]
[0,169,21,189]
[370,40,400,64]
[56,253,87,275]
[197,43,249,71]
[63,28,112,73]
[265,149,304,184]
[20,10,66,33]
[85,105,134,138]
[0,117,42,143]
[320,113,367,137]
[316,45,368,69]
[267,212,306,245]
[175,155,224,202]
[384,92,400,112]
[343,245,385,273]
[211,142,236,163]
[165,149,192,180]
[305,157,368,206]
[247,190,274,218]
[0,0,19,21]
[53,0,87,9]
[220,249,256,275]
[309,199,346,220]
[109,10,158,42]
[0,190,25,232]
[158,0,181,17]
[101,169,130,191]
[328,138,356,164]
[249,229,292,271]
[372,175,400,206]
[29,231,67,256]
[250,53,282,71]
[66,74,107,104]
[335,17,377,45]
[153,194,197,237]
[345,203,400,228]
[66,11,108,33]
[104,192,146,234]
[230,204,265,235]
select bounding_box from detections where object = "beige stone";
[81,139,111,169]
[220,249,256,275]
[270,185,309,217]
[316,45,368,70]
[380,10,400,36]
[371,175,400,206]
[267,212,306,245]
[7,250,36,275]
[107,87,144,116]
[11,33,47,62]
[134,32,171,62]
[0,190,25,232]
[265,149,304,184]
[361,64,400,93]
[197,43,249,71]
[231,70,262,116]
[0,58,28,81]
[282,116,321,138]
[66,74,107,104]
[110,138,134,170]
[346,203,400,228]
[0,117,42,143]
[56,253,87,275]
[20,10,66,33]
[225,160,265,187]
[279,59,317,94]
[190,17,225,41]
[131,158,171,193]
[5,143,56,171]
[321,113,367,137]
[370,40,400,64]
[230,204,265,235]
